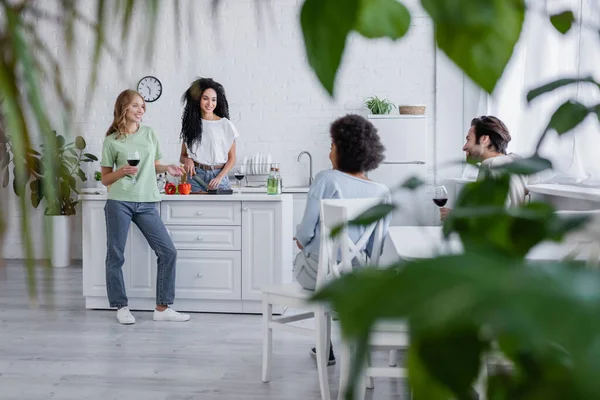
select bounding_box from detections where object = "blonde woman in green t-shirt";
[100,89,189,325]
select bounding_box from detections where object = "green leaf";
[75,136,86,150]
[416,328,487,398]
[30,180,41,208]
[407,345,455,400]
[401,176,425,190]
[331,203,396,238]
[527,77,599,103]
[421,0,525,93]
[76,168,87,182]
[491,155,553,175]
[300,0,360,95]
[26,147,40,156]
[56,135,66,148]
[546,100,590,135]
[356,0,411,39]
[84,152,98,161]
[550,11,575,35]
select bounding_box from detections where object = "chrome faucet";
[297,151,313,186]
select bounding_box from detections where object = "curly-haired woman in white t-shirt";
[179,78,239,191]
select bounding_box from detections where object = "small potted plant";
[94,171,103,188]
[364,96,395,115]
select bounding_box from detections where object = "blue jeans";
[188,167,231,192]
[104,200,177,308]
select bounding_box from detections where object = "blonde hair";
[105,89,145,139]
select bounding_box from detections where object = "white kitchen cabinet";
[241,202,282,300]
[175,250,241,300]
[80,194,293,314]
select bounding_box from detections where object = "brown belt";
[194,162,225,171]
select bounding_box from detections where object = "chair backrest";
[315,198,387,290]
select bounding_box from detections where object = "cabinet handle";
[197,273,204,278]
[196,211,203,216]
[196,236,203,241]
[242,207,248,211]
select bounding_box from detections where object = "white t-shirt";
[186,118,239,165]
[478,153,528,207]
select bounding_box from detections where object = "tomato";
[178,183,192,195]
[165,183,177,195]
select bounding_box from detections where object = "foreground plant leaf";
[313,256,600,398]
[356,0,411,39]
[421,0,525,93]
[300,0,360,95]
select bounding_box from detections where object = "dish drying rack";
[235,162,279,188]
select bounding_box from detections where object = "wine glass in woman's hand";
[126,151,140,184]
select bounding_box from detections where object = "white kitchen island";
[79,193,293,314]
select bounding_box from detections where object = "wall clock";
[137,76,162,103]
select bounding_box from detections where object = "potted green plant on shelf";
[94,171,103,188]
[0,130,98,267]
[364,96,395,115]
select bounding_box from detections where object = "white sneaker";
[153,308,191,322]
[117,307,136,325]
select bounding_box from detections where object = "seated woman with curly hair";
[294,114,392,364]
[294,114,391,290]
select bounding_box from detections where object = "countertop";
[78,193,290,201]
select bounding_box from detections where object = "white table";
[381,226,592,264]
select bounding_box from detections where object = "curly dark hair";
[180,77,230,149]
[330,114,385,173]
[471,115,511,154]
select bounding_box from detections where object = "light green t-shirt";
[101,125,163,202]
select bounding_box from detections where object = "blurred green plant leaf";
[546,100,590,135]
[421,0,525,93]
[331,203,396,238]
[550,11,575,34]
[84,152,98,161]
[300,0,360,95]
[401,176,425,190]
[416,327,487,398]
[408,345,455,400]
[75,136,86,150]
[492,155,553,175]
[56,134,66,148]
[527,77,599,103]
[76,168,86,182]
[356,0,411,39]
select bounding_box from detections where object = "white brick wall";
[2,0,440,259]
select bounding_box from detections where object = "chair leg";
[315,308,331,400]
[366,351,374,389]
[262,299,273,383]
[337,339,351,400]
[388,349,397,367]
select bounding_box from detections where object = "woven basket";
[398,105,426,115]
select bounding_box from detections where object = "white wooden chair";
[261,198,387,400]
[318,200,410,400]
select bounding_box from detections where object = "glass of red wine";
[233,166,246,194]
[433,185,448,208]
[127,151,140,184]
